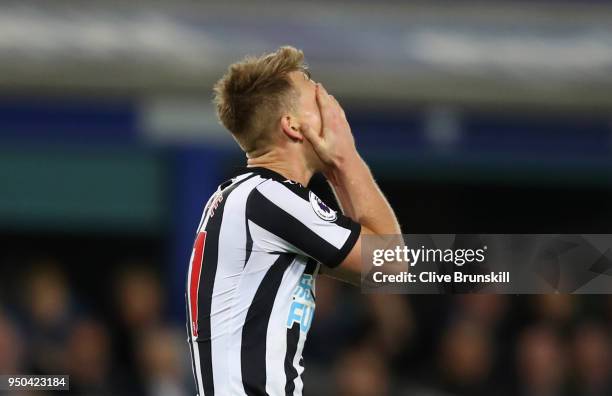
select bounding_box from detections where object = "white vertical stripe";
[292,333,307,396]
[201,172,253,230]
[210,176,264,393]
[187,344,197,391]
[227,251,280,394]
[186,246,196,340]
[193,342,206,396]
[265,258,308,395]
[290,263,317,396]
[256,181,351,249]
[188,172,255,395]
[294,265,319,395]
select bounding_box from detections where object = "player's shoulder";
[248,167,311,201]
[248,167,339,222]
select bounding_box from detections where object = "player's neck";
[246,149,314,187]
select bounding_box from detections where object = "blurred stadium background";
[1,1,612,395]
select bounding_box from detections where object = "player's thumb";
[300,122,323,148]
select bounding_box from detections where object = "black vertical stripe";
[304,259,318,276]
[195,174,255,396]
[284,322,300,396]
[241,253,294,395]
[244,214,253,267]
[304,259,318,303]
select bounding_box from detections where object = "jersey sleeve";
[246,180,361,268]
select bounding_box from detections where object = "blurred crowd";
[1,259,611,396]
[0,259,190,396]
[307,281,612,396]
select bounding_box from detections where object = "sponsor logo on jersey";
[287,274,315,333]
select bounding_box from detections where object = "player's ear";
[280,115,304,142]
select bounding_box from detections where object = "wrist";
[331,147,360,169]
[325,151,363,183]
[337,150,362,171]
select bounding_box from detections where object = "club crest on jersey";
[309,191,337,222]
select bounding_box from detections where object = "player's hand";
[301,84,358,171]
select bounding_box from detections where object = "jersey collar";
[246,166,302,186]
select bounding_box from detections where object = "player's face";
[290,71,321,133]
[288,71,325,170]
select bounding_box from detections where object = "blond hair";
[213,46,307,153]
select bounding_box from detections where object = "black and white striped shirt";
[186,167,360,396]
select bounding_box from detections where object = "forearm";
[306,83,404,283]
[327,154,401,236]
[326,156,406,284]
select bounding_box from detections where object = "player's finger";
[315,84,333,117]
[330,95,342,112]
[329,94,341,110]
[318,83,330,99]
[321,89,344,123]
[315,84,327,108]
[328,94,346,120]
